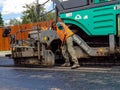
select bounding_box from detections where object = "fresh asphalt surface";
[0,57,120,90]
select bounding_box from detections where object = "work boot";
[71,63,80,69]
[61,63,70,67]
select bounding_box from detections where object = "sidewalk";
[0,51,11,57]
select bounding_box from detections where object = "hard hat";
[56,22,63,30]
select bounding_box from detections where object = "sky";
[0,0,53,25]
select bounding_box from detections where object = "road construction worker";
[56,22,80,69]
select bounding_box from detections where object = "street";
[0,57,120,90]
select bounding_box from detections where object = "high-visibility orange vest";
[56,22,74,43]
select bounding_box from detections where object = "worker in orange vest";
[56,22,80,69]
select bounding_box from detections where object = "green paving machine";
[53,0,120,65]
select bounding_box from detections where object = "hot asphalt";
[0,57,120,90]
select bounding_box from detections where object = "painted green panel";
[94,0,100,4]
[59,4,120,36]
[94,0,109,4]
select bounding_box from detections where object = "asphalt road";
[0,57,120,90]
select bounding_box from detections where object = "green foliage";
[21,3,45,24]
[42,12,55,21]
[21,3,55,24]
[0,13,4,26]
[9,18,21,26]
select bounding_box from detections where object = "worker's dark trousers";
[61,36,79,64]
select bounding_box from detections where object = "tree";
[21,3,55,24]
[0,13,4,26]
[21,3,46,24]
[44,12,55,21]
[9,18,21,26]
